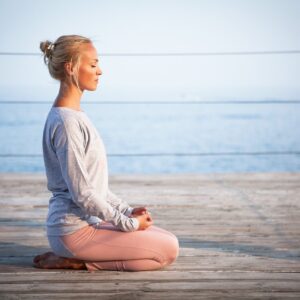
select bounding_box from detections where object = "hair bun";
[40,40,53,59]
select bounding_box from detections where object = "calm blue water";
[0,102,299,173]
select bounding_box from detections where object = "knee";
[164,234,179,265]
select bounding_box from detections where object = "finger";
[139,207,147,213]
[134,207,146,214]
[146,214,153,221]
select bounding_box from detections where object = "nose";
[97,66,102,76]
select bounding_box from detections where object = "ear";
[64,62,74,76]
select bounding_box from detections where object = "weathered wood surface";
[0,173,299,299]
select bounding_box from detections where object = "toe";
[32,260,42,268]
[33,254,42,264]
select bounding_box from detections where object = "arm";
[107,190,150,218]
[106,189,133,217]
[53,119,139,232]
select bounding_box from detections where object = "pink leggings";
[48,223,179,272]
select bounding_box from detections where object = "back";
[42,107,105,236]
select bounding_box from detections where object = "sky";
[0,0,299,102]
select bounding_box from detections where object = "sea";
[0,101,299,174]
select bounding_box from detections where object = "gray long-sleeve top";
[43,107,139,236]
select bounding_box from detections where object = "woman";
[33,35,179,271]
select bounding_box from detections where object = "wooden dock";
[0,173,299,299]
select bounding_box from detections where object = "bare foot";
[33,251,53,265]
[33,252,86,270]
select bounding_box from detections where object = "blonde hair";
[39,35,92,88]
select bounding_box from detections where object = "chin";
[86,86,98,91]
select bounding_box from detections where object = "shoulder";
[46,108,89,148]
[48,107,86,133]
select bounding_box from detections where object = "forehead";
[80,43,98,61]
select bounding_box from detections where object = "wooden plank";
[1,291,300,300]
[1,280,300,293]
[1,270,300,282]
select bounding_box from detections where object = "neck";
[53,82,83,111]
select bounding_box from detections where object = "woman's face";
[77,43,102,91]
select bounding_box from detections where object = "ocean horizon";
[0,100,299,174]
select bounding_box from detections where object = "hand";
[131,206,148,217]
[135,212,153,230]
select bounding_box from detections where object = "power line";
[1,50,300,57]
[1,151,299,158]
[0,100,299,105]
[102,50,300,56]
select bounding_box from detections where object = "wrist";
[125,207,134,217]
[130,217,139,231]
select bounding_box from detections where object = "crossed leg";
[33,224,179,271]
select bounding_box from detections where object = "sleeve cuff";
[124,207,134,217]
[131,217,139,231]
